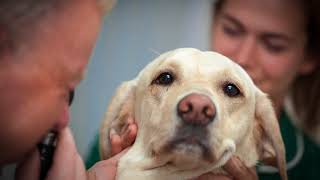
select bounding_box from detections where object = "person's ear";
[99,79,137,159]
[253,89,287,180]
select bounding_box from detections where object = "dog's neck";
[235,129,260,167]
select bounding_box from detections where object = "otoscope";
[38,90,74,180]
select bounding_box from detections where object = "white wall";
[70,0,213,158]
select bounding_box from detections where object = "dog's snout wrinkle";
[177,93,216,126]
[163,125,215,163]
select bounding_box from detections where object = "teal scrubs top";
[258,111,320,180]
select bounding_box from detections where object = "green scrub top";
[257,111,320,180]
[86,111,320,179]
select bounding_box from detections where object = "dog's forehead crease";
[144,48,237,79]
[156,49,248,84]
[136,49,255,99]
[167,48,236,71]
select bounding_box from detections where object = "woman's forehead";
[219,0,307,38]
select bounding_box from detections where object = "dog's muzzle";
[160,93,217,163]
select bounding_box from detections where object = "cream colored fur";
[99,48,287,180]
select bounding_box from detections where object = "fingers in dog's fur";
[223,156,257,180]
[193,173,232,180]
[99,80,136,159]
[121,124,137,149]
[110,133,122,156]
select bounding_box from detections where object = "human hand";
[16,127,130,180]
[87,148,129,180]
[87,116,137,179]
[109,117,138,156]
[194,156,258,180]
[15,127,87,180]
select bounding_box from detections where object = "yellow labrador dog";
[99,48,287,180]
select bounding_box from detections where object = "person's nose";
[177,93,216,126]
[231,37,256,68]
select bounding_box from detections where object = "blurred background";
[70,0,213,159]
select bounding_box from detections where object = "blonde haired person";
[0,0,132,179]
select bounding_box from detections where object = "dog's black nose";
[177,93,215,126]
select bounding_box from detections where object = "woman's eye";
[222,24,243,37]
[264,42,287,53]
[153,72,174,85]
[263,38,288,54]
[223,83,241,97]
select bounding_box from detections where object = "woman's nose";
[231,37,256,68]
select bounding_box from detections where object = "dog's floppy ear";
[254,89,287,180]
[99,80,137,160]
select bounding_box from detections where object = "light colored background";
[70,0,213,160]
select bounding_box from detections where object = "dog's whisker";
[148,48,161,56]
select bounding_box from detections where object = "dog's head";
[100,48,286,179]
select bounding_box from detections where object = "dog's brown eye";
[223,83,240,97]
[154,72,174,85]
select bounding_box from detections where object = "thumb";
[46,127,86,180]
[107,148,130,164]
[87,148,130,180]
[223,156,257,180]
[15,149,40,180]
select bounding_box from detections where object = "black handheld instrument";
[38,131,57,180]
[37,90,74,180]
